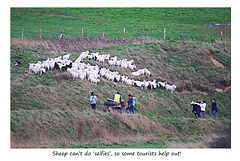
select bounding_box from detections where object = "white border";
[2,1,239,161]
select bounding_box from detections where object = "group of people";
[90,91,137,114]
[191,98,217,119]
[112,91,137,114]
[91,92,218,118]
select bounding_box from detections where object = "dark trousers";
[91,104,96,110]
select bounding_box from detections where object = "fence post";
[202,28,205,41]
[22,28,24,40]
[164,28,165,40]
[102,28,105,38]
[123,27,125,40]
[39,28,42,40]
[82,27,84,39]
[221,29,223,41]
[182,29,184,41]
[58,29,68,40]
[143,28,144,39]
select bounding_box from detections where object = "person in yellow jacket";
[113,91,122,103]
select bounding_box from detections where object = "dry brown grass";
[11,37,156,52]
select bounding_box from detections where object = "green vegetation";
[10,8,231,148]
[11,8,231,41]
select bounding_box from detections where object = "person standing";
[200,100,206,118]
[131,94,137,114]
[128,95,133,114]
[191,101,198,118]
[196,101,201,118]
[90,92,97,110]
[211,98,217,118]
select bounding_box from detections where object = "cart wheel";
[108,106,112,112]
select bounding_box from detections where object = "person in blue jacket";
[211,98,217,118]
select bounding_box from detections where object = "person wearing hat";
[211,98,217,118]
[200,100,206,118]
[113,91,122,104]
[90,92,97,110]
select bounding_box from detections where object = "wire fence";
[18,25,231,42]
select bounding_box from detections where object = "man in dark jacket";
[128,95,133,114]
[211,98,217,118]
[191,101,198,118]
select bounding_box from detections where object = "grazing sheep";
[149,79,157,90]
[39,68,46,75]
[110,56,117,62]
[128,64,136,70]
[131,71,141,77]
[88,77,100,84]
[158,81,167,88]
[67,68,78,80]
[108,60,116,66]
[61,62,73,72]
[126,79,134,86]
[134,80,144,89]
[143,80,150,89]
[63,53,70,60]
[121,62,128,69]
[87,55,93,60]
[115,60,121,66]
[103,54,111,61]
[29,63,35,71]
[97,55,105,63]
[165,84,177,93]
[144,68,151,77]
[91,52,99,60]
[121,75,128,84]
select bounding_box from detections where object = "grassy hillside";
[10,8,231,148]
[11,8,231,41]
[10,38,231,148]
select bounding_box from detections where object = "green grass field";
[10,8,231,148]
[11,8,231,41]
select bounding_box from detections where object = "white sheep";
[165,84,177,93]
[134,80,144,89]
[67,68,78,80]
[110,56,117,62]
[126,79,134,86]
[121,75,128,84]
[144,68,151,77]
[143,80,150,89]
[63,53,70,60]
[103,54,111,61]
[149,79,157,90]
[87,55,93,60]
[131,71,141,77]
[96,55,105,63]
[89,77,100,84]
[39,68,46,75]
[108,60,116,66]
[121,62,128,69]
[128,64,136,70]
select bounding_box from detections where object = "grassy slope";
[11,8,231,41]
[10,39,231,148]
[10,8,231,148]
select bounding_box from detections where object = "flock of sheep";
[28,51,177,93]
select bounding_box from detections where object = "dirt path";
[176,86,231,95]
